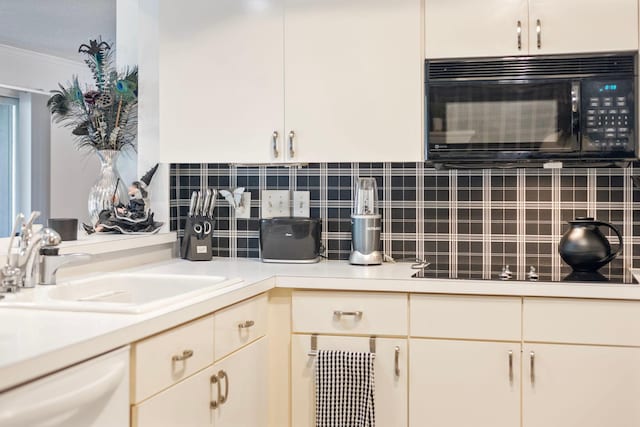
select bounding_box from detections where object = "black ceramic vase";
[558,217,623,272]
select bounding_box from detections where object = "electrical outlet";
[235,192,252,219]
[292,191,310,217]
[261,190,290,218]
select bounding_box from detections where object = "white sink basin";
[0,273,243,314]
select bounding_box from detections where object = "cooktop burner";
[411,263,635,284]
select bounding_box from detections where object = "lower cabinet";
[291,334,407,427]
[132,337,268,427]
[522,343,640,427]
[409,339,520,427]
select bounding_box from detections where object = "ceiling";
[0,0,116,61]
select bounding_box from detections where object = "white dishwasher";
[0,346,130,427]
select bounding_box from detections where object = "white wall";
[118,0,169,230]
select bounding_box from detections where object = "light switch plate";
[236,192,252,219]
[261,190,290,218]
[292,191,310,217]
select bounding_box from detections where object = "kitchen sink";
[0,273,243,314]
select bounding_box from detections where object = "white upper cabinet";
[284,0,423,162]
[425,0,529,59]
[529,0,639,55]
[426,0,639,58]
[159,0,285,163]
[159,0,422,164]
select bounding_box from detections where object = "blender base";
[349,250,383,266]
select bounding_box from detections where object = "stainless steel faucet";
[1,212,91,291]
[39,249,92,286]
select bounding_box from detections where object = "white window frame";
[0,90,19,237]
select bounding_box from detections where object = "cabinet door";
[212,337,268,427]
[284,0,422,163]
[409,339,520,427]
[529,0,638,55]
[133,365,214,427]
[425,0,528,58]
[159,0,284,163]
[523,343,640,427]
[292,334,407,427]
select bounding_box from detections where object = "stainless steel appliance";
[558,217,623,272]
[259,217,321,263]
[425,53,637,165]
[349,178,382,265]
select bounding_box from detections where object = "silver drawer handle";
[272,131,279,158]
[333,310,363,319]
[238,320,255,329]
[288,130,296,158]
[394,346,400,377]
[210,374,220,409]
[171,349,194,362]
[530,351,536,384]
[536,19,542,49]
[508,350,513,382]
[516,21,522,50]
[218,370,229,404]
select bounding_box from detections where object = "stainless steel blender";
[349,177,382,265]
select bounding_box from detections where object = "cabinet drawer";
[214,293,267,360]
[132,315,214,403]
[524,297,640,346]
[411,294,521,341]
[292,290,408,336]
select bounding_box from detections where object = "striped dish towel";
[315,350,375,427]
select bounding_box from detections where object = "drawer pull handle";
[218,370,229,404]
[530,351,536,384]
[171,349,194,362]
[394,346,400,378]
[508,350,513,383]
[210,374,220,409]
[238,320,255,329]
[333,310,363,319]
[272,131,279,158]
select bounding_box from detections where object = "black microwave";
[425,54,637,166]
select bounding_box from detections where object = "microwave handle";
[571,82,581,143]
[571,82,580,113]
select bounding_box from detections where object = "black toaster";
[259,217,321,263]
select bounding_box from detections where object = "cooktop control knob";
[499,265,513,280]
[527,266,539,281]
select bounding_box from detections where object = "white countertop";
[2,256,640,392]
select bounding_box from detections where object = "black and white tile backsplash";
[170,163,640,282]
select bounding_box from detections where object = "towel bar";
[308,334,377,357]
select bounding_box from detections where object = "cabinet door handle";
[516,21,522,50]
[272,131,279,158]
[508,350,513,382]
[288,130,296,158]
[333,310,363,319]
[171,349,194,362]
[394,346,400,378]
[530,351,536,384]
[238,320,255,329]
[210,374,220,409]
[536,19,542,49]
[218,370,229,404]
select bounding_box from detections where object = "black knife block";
[181,216,214,261]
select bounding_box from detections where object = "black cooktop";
[411,263,635,284]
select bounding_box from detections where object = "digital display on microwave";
[599,84,618,92]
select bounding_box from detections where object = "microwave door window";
[428,83,577,157]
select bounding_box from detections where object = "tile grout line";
[516,169,526,280]
[416,162,425,261]
[449,169,458,277]
[551,168,561,280]
[482,169,491,279]
[624,166,633,281]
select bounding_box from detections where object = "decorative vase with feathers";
[47,38,138,222]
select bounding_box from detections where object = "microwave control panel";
[582,80,634,154]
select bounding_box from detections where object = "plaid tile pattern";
[170,163,640,282]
